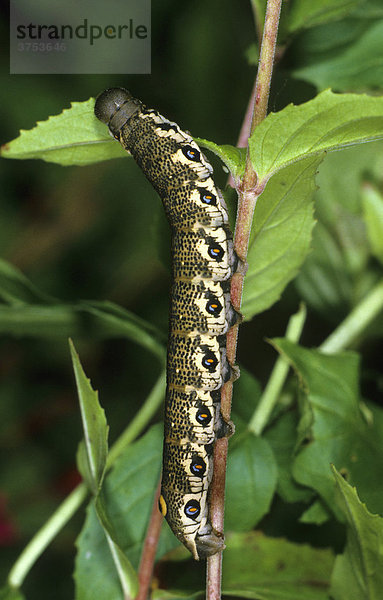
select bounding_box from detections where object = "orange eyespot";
[208,244,224,260]
[198,189,217,205]
[196,409,212,424]
[182,146,200,162]
[206,298,222,316]
[184,499,201,519]
[202,352,218,371]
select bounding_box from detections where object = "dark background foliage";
[1,1,382,598]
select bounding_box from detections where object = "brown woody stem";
[136,481,163,600]
[206,1,282,598]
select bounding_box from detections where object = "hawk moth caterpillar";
[94,88,240,560]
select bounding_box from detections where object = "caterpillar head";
[94,87,142,138]
[159,490,225,560]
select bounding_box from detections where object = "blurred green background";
[1,0,382,598]
[1,4,260,597]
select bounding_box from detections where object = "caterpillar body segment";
[95,88,240,560]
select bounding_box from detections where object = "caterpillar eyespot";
[196,408,212,426]
[206,298,222,316]
[198,189,217,206]
[184,499,201,519]
[190,456,207,477]
[95,87,241,561]
[208,244,224,260]
[201,351,218,371]
[182,145,201,162]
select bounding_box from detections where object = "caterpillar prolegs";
[94,88,240,560]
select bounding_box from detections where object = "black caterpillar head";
[94,87,142,137]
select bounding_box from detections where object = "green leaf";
[299,499,331,525]
[362,183,383,265]
[243,91,383,318]
[313,141,383,225]
[271,339,383,520]
[242,155,318,318]
[0,258,165,357]
[104,536,139,600]
[286,0,360,33]
[1,97,246,173]
[1,98,127,166]
[245,41,259,67]
[294,221,357,321]
[225,432,278,531]
[221,532,334,599]
[249,90,383,182]
[330,466,383,600]
[155,532,333,599]
[74,425,178,600]
[230,367,262,433]
[91,491,139,599]
[264,411,314,504]
[0,303,165,358]
[0,258,52,305]
[292,18,383,91]
[70,340,108,494]
[76,440,93,493]
[74,301,165,360]
[0,586,25,600]
[153,592,203,600]
[353,0,383,18]
[295,143,383,320]
[75,503,130,600]
[195,138,247,179]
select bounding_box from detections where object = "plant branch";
[320,279,383,353]
[250,0,266,46]
[8,484,88,588]
[248,2,281,136]
[136,481,163,600]
[227,79,258,189]
[7,369,166,590]
[249,304,307,436]
[237,79,259,150]
[206,1,282,598]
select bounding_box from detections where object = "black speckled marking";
[94,87,241,561]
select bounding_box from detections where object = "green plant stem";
[8,483,88,588]
[248,2,281,135]
[249,304,307,436]
[7,369,166,590]
[320,279,383,353]
[206,1,282,598]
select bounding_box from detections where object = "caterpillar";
[94,88,240,560]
